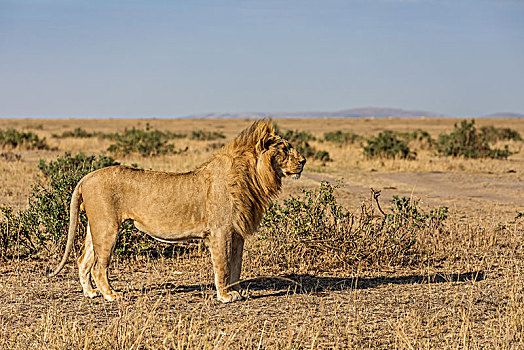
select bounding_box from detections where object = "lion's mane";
[198,119,281,237]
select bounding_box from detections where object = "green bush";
[107,127,184,156]
[363,130,415,159]
[280,129,330,162]
[480,125,522,143]
[0,206,36,259]
[52,128,96,138]
[0,129,50,150]
[281,130,316,143]
[389,196,448,229]
[190,130,226,141]
[403,129,435,149]
[294,140,314,158]
[324,130,361,144]
[313,150,331,162]
[438,120,513,159]
[293,141,331,162]
[253,181,447,273]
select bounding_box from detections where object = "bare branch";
[370,188,386,216]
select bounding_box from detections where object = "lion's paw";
[217,290,244,303]
[103,291,123,302]
[84,289,99,298]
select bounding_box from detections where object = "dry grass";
[0,117,523,349]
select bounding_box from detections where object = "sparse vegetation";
[281,129,331,162]
[438,120,513,159]
[254,182,447,273]
[323,130,361,144]
[0,128,50,150]
[401,129,436,149]
[107,127,186,156]
[281,129,316,143]
[0,151,22,162]
[363,130,415,159]
[190,130,225,141]
[313,150,331,162]
[480,125,522,142]
[52,127,97,138]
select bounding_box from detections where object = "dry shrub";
[0,151,22,162]
[251,181,448,273]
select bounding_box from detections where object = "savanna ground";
[0,117,523,349]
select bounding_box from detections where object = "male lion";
[47,119,306,303]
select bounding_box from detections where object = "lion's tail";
[46,179,84,278]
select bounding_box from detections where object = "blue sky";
[1,0,523,117]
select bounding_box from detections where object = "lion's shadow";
[133,271,485,299]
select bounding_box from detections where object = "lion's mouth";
[284,170,303,180]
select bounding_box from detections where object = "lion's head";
[250,120,307,180]
[230,119,306,181]
[261,136,306,180]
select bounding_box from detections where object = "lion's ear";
[255,135,275,154]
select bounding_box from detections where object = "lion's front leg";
[230,232,245,293]
[207,231,244,303]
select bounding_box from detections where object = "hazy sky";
[1,0,523,117]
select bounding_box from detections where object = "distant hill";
[189,107,449,119]
[180,107,524,119]
[296,107,447,119]
[479,112,524,119]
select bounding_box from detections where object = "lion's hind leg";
[77,222,98,298]
[89,218,121,302]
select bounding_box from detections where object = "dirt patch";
[377,171,523,207]
[298,170,523,221]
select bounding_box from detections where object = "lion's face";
[270,139,306,179]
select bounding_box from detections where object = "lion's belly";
[133,220,207,242]
[122,182,209,242]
